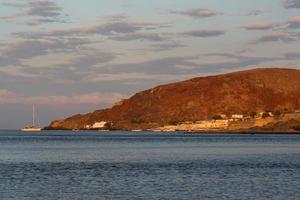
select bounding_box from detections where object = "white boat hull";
[21,128,42,132]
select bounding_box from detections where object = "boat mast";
[32,104,35,127]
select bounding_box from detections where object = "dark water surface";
[0,130,300,200]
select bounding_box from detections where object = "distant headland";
[46,68,300,132]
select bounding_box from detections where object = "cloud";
[110,32,167,42]
[284,52,300,59]
[81,73,190,82]
[287,16,300,29]
[242,21,277,30]
[0,38,92,67]
[25,0,63,18]
[91,55,200,75]
[67,53,116,68]
[246,9,264,16]
[201,52,300,73]
[197,53,296,73]
[149,40,186,51]
[0,49,117,85]
[0,2,23,8]
[45,52,117,74]
[284,0,300,9]
[0,0,66,25]
[24,18,67,26]
[96,52,291,78]
[170,8,220,19]
[250,32,299,44]
[182,29,225,37]
[13,19,167,38]
[203,53,273,66]
[0,89,125,105]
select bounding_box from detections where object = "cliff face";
[47,68,300,130]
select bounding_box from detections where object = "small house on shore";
[85,121,108,129]
[231,115,244,121]
[92,121,107,129]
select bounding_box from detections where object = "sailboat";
[21,105,42,132]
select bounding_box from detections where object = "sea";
[0,130,300,200]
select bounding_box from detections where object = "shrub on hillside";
[212,115,223,120]
[249,111,257,118]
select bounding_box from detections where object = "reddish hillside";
[47,68,300,130]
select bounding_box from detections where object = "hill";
[46,68,300,130]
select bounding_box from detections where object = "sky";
[0,0,300,129]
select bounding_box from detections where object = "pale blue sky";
[0,0,299,129]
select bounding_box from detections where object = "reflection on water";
[0,131,300,200]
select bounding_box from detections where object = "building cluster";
[82,110,299,131]
[179,111,285,130]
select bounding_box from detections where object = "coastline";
[41,128,300,134]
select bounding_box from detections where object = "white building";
[258,112,274,118]
[231,115,244,119]
[92,121,107,129]
[85,125,91,129]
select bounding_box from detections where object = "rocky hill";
[46,68,300,130]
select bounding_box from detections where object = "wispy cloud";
[110,32,167,42]
[0,89,125,105]
[284,0,300,9]
[13,18,167,38]
[287,16,300,29]
[24,0,63,18]
[250,32,300,44]
[170,8,221,19]
[81,73,192,83]
[0,2,23,8]
[0,0,66,25]
[246,9,265,16]
[198,53,294,73]
[0,38,92,67]
[284,52,300,59]
[242,21,278,30]
[149,40,186,51]
[181,29,225,37]
[91,55,200,75]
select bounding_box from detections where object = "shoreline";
[39,128,300,134]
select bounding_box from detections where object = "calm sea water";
[0,130,299,200]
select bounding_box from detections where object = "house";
[92,121,107,129]
[220,114,227,119]
[258,112,274,118]
[231,115,244,119]
[85,125,91,129]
